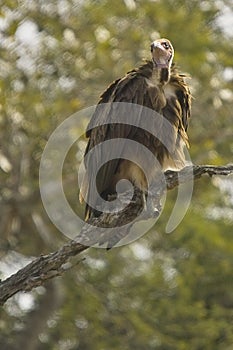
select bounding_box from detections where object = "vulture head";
[151,38,174,69]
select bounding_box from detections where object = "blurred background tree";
[0,0,232,349]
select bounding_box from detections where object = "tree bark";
[0,164,232,305]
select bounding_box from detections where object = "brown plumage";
[80,38,191,220]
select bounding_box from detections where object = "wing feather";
[162,67,191,168]
[81,67,152,219]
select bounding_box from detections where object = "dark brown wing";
[81,62,163,219]
[162,66,191,169]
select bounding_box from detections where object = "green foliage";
[0,0,232,349]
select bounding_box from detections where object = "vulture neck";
[152,63,170,85]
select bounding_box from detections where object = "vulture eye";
[162,42,170,50]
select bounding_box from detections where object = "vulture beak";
[151,39,174,69]
[151,41,164,51]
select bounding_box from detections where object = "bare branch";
[165,164,233,190]
[0,164,232,305]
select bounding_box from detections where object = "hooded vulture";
[80,38,191,220]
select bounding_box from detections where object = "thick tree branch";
[0,164,232,305]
